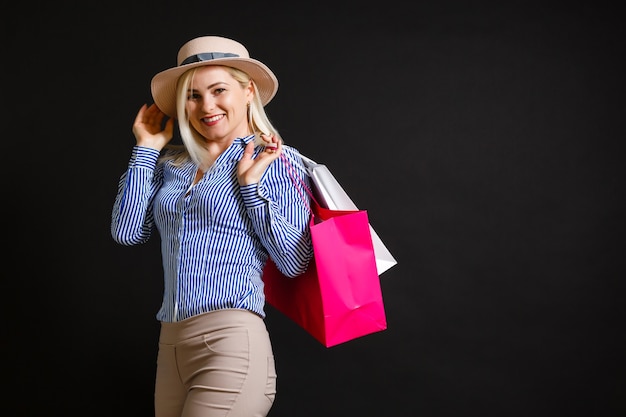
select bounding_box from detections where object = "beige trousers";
[155,309,277,417]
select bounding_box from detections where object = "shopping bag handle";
[280,153,318,213]
[297,153,317,166]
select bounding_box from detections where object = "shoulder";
[281,145,307,163]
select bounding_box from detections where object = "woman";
[111,35,313,417]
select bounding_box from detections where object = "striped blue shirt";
[111,135,313,322]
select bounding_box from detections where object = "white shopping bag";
[298,154,398,275]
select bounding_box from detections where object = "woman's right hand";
[132,103,175,150]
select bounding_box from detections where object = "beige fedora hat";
[151,36,278,117]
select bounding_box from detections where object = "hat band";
[180,52,240,66]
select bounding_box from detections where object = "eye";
[214,87,226,95]
[187,92,201,100]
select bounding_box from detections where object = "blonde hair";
[160,65,282,167]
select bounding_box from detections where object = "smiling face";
[186,65,254,145]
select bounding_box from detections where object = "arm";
[241,146,314,277]
[110,146,163,245]
[111,104,173,245]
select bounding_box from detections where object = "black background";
[7,2,625,416]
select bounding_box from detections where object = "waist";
[158,308,264,344]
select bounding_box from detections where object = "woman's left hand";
[237,134,282,185]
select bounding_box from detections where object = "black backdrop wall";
[7,2,625,416]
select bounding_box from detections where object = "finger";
[242,141,255,159]
[263,135,279,152]
[163,117,175,137]
[260,133,272,145]
[265,137,282,153]
[149,104,165,123]
[133,104,148,126]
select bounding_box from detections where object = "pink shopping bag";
[263,200,387,347]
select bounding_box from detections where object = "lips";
[202,114,224,125]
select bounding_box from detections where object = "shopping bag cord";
[280,153,318,213]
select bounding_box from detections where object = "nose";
[200,95,215,112]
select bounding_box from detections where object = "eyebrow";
[188,81,230,92]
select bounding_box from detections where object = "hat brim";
[151,57,278,117]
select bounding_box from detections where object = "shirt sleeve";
[240,146,314,278]
[111,146,162,246]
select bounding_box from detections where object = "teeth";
[206,115,222,122]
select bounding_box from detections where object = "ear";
[245,80,255,103]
